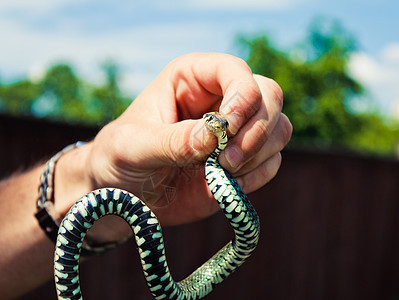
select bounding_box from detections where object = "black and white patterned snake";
[54,112,260,299]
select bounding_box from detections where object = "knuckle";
[241,152,282,193]
[254,75,284,110]
[258,164,269,182]
[268,79,284,109]
[253,118,272,144]
[280,114,293,145]
[247,83,263,109]
[258,159,271,181]
[224,82,261,121]
[261,152,282,182]
[228,54,252,72]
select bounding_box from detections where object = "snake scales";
[54,112,260,299]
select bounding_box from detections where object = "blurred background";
[1,0,398,155]
[1,0,399,299]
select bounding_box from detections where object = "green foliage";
[0,61,131,125]
[88,61,130,123]
[0,18,398,156]
[239,19,399,156]
[0,80,41,116]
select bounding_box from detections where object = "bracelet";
[35,142,129,256]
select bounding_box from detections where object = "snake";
[54,112,260,300]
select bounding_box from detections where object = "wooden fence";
[1,115,399,300]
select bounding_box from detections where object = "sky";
[0,0,398,117]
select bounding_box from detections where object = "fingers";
[234,113,292,177]
[168,53,262,123]
[236,152,282,194]
[156,119,216,167]
[133,53,285,172]
[105,53,291,187]
[218,75,286,171]
[217,74,292,193]
[227,114,292,194]
[219,80,262,136]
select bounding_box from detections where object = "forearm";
[0,144,94,299]
[0,165,54,299]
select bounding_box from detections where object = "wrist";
[36,141,131,255]
[53,142,94,218]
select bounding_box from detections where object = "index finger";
[197,54,263,135]
[170,53,262,133]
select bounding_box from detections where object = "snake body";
[54,112,260,299]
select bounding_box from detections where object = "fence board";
[1,115,398,300]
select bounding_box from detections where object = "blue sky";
[1,0,398,117]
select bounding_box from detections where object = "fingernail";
[224,145,243,169]
[190,122,208,152]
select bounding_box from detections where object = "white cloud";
[381,43,399,64]
[349,43,399,117]
[1,0,397,119]
[156,0,311,11]
[0,13,232,94]
[0,0,82,16]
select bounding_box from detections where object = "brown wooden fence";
[2,115,399,300]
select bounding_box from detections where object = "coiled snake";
[54,112,260,299]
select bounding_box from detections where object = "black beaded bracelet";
[35,142,128,256]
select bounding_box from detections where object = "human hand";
[56,53,292,230]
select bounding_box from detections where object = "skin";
[0,53,292,299]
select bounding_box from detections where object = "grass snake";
[54,112,260,299]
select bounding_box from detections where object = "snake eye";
[203,112,229,133]
[204,113,213,119]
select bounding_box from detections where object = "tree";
[0,19,397,155]
[0,62,132,125]
[39,64,82,121]
[239,19,398,155]
[89,60,131,123]
[0,80,40,116]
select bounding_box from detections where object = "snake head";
[203,112,229,134]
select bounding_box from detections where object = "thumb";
[155,119,217,167]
